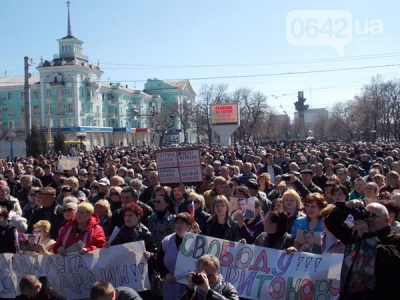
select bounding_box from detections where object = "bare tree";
[196,83,229,146]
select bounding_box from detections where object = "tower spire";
[67,1,72,37]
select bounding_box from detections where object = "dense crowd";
[2,140,400,300]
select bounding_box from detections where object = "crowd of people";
[2,140,400,300]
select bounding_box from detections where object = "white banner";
[0,241,149,299]
[175,233,343,300]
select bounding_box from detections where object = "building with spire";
[0,2,196,153]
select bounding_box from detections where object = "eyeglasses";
[63,208,75,213]
[365,212,380,218]
[110,192,119,196]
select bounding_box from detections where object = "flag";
[188,200,195,221]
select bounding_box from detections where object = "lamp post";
[7,131,16,159]
[76,132,87,150]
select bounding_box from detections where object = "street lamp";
[76,132,87,150]
[6,131,16,159]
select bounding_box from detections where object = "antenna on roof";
[67,1,72,37]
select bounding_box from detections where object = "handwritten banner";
[155,147,202,184]
[58,156,80,170]
[0,241,149,299]
[175,233,342,300]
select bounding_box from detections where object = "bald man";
[325,201,400,300]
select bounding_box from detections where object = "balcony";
[108,114,116,119]
[86,82,99,89]
[49,80,65,87]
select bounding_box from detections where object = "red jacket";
[53,214,106,254]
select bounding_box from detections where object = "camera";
[348,207,370,221]
[281,174,291,181]
[192,273,204,285]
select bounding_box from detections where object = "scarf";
[340,236,377,294]
[195,274,225,300]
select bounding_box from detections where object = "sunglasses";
[154,200,166,204]
[63,208,75,213]
[110,192,119,196]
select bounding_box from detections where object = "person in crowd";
[325,201,400,299]
[147,193,175,250]
[22,187,41,221]
[257,173,275,195]
[0,207,17,254]
[108,186,123,213]
[349,177,366,200]
[15,275,66,300]
[171,184,189,214]
[59,199,78,228]
[254,210,293,249]
[259,153,282,182]
[323,181,336,204]
[111,186,153,230]
[105,203,156,261]
[336,168,353,194]
[186,192,210,234]
[268,180,288,201]
[291,193,327,239]
[27,220,56,255]
[90,280,143,300]
[203,176,228,213]
[0,180,22,216]
[281,189,304,234]
[379,170,400,194]
[271,198,284,211]
[157,212,195,300]
[319,205,346,254]
[205,195,241,242]
[53,202,106,255]
[179,254,239,300]
[27,187,64,239]
[331,184,349,203]
[94,199,113,238]
[139,171,160,204]
[244,179,272,215]
[14,175,34,210]
[236,198,264,244]
[373,173,385,189]
[361,182,379,205]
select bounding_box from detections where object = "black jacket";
[14,276,66,300]
[27,201,64,239]
[178,282,239,300]
[0,219,17,254]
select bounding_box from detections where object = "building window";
[21,106,25,114]
[8,108,13,116]
[7,92,12,100]
[33,105,39,114]
[67,119,73,126]
[45,75,51,83]
[67,104,73,112]
[67,89,71,96]
[66,74,72,83]
[9,121,14,129]
[20,92,25,100]
[58,119,62,127]
[33,91,38,99]
[46,90,51,98]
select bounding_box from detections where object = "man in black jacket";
[15,275,66,300]
[27,187,64,239]
[179,254,239,300]
[325,201,400,300]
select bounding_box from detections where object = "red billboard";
[210,104,239,125]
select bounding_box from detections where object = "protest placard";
[155,147,202,185]
[0,241,149,299]
[175,233,342,300]
[58,156,80,170]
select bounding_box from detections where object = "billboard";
[210,104,239,125]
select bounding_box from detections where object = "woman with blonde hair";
[31,220,55,255]
[282,188,305,234]
[53,202,106,256]
[380,171,400,194]
[205,195,241,242]
[94,199,113,238]
[186,191,210,233]
[108,186,123,212]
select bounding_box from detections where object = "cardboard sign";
[155,147,202,185]
[58,156,80,170]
